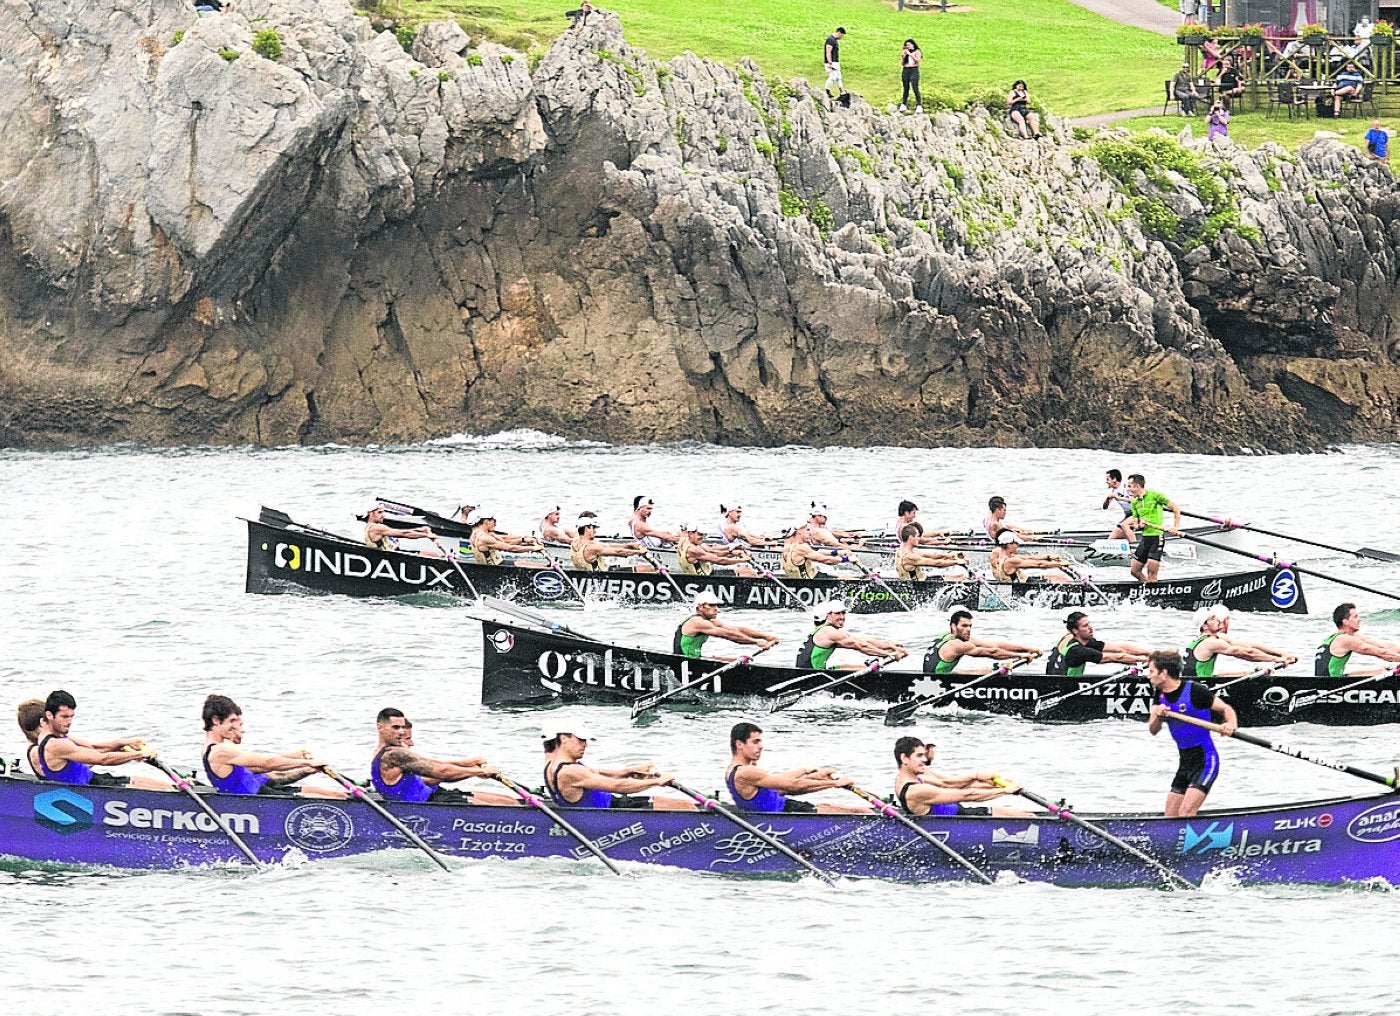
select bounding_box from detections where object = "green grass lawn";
[1113,109,1371,150]
[380,0,1177,116]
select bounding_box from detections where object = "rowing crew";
[10,693,1032,819]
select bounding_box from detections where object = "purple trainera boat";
[3,775,1397,887]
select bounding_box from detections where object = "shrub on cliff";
[252,29,283,61]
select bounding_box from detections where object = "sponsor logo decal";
[269,543,453,589]
[906,676,1037,703]
[33,788,95,835]
[1270,569,1299,609]
[1177,821,1320,857]
[1262,686,1291,706]
[639,822,717,857]
[284,804,355,853]
[710,823,794,867]
[1261,685,1400,708]
[1347,802,1400,843]
[1200,579,1224,602]
[992,825,1039,846]
[103,800,260,834]
[490,629,515,654]
[532,572,566,600]
[571,821,646,859]
[1274,813,1332,831]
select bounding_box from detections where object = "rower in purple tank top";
[891,736,1032,818]
[369,707,517,806]
[725,721,866,814]
[541,718,694,810]
[29,690,158,788]
[201,694,343,798]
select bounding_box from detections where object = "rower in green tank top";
[794,600,908,670]
[672,592,779,660]
[1044,612,1150,677]
[1314,602,1400,676]
[920,609,1040,674]
[1183,604,1294,678]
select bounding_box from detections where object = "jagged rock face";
[1,0,1397,450]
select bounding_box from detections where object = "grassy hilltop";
[395,0,1174,116]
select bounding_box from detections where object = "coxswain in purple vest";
[369,708,521,805]
[724,721,863,815]
[540,722,693,810]
[1147,651,1237,818]
[890,736,1030,818]
[31,690,154,786]
[201,694,330,796]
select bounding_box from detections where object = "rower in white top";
[630,496,680,549]
[982,496,1037,542]
[1102,468,1134,542]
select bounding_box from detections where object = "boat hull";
[2,776,1394,886]
[246,516,1307,615]
[480,621,1395,725]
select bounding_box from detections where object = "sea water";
[4,436,1400,1013]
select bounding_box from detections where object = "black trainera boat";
[246,510,1308,616]
[478,619,1395,726]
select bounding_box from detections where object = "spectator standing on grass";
[1173,63,1202,116]
[898,40,923,113]
[1206,101,1229,141]
[1179,0,1198,24]
[824,27,846,99]
[1365,120,1390,163]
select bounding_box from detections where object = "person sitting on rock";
[1007,80,1040,139]
[568,0,595,33]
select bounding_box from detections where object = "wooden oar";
[1032,664,1142,716]
[759,569,807,610]
[668,780,834,884]
[434,539,483,600]
[1207,664,1279,693]
[320,766,452,871]
[1180,510,1400,563]
[630,645,773,719]
[641,551,689,603]
[770,655,898,713]
[846,785,994,884]
[1163,712,1399,789]
[883,659,1031,726]
[146,757,264,869]
[1170,532,1400,603]
[1014,787,1198,891]
[491,774,624,876]
[1286,665,1400,712]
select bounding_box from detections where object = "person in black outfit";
[899,39,923,113]
[1216,59,1245,110]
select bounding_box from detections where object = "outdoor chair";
[1267,81,1310,120]
[1343,81,1378,118]
[1162,80,1174,116]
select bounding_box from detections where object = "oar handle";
[1162,712,1227,735]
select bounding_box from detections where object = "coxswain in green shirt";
[795,600,908,670]
[1314,602,1400,676]
[1182,604,1295,678]
[673,592,779,660]
[1123,473,1181,584]
[923,609,1041,674]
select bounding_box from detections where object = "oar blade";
[883,698,922,726]
[1358,547,1400,563]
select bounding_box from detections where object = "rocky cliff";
[2,0,1398,451]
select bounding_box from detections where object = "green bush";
[252,28,282,61]
[715,136,728,154]
[500,53,514,63]
[467,52,483,66]
[438,70,450,82]
[754,138,776,158]
[394,24,415,52]
[778,188,807,217]
[171,29,185,46]
[218,47,239,61]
